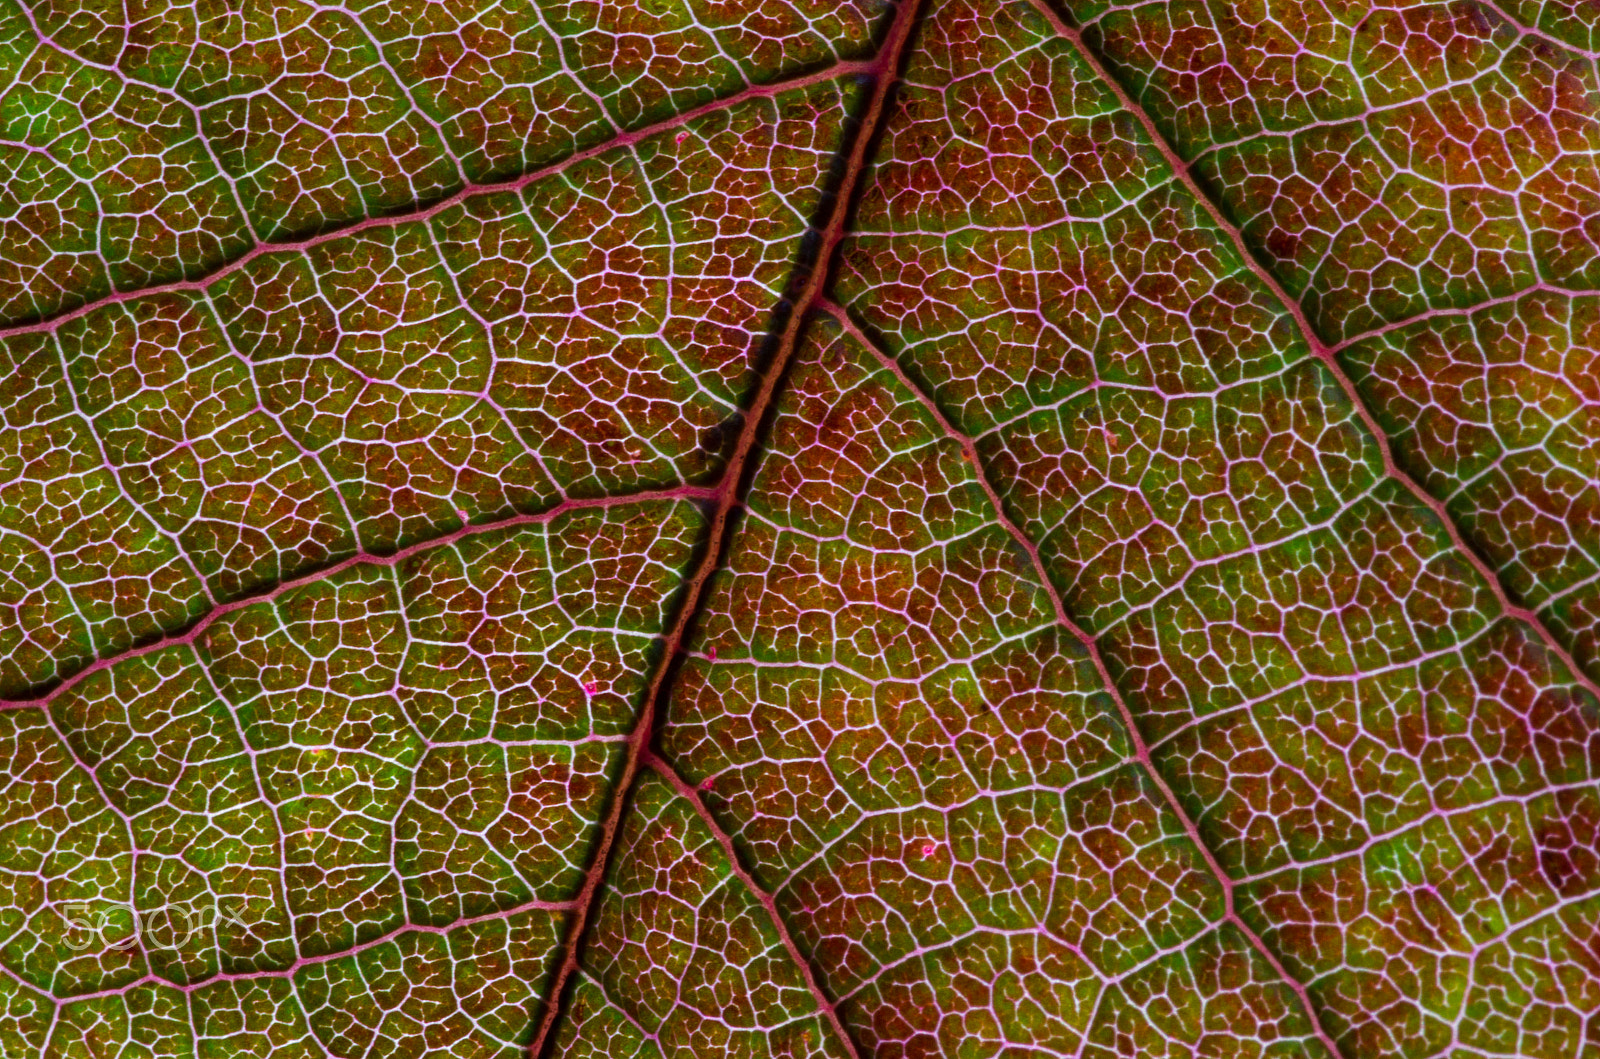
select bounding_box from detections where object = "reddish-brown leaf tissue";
[0,1,1596,1056]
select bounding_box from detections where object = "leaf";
[0,0,1597,1056]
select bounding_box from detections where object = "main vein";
[523,3,928,1056]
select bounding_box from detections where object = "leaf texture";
[0,0,1598,1057]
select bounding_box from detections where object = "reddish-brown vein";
[524,3,927,1054]
[0,58,872,342]
[1025,0,1600,707]
[821,299,1346,1059]
[0,484,718,712]
[643,750,862,1059]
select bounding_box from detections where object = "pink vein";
[644,750,861,1059]
[821,298,1346,1059]
[5,895,577,1006]
[1472,0,1600,61]
[0,58,872,342]
[0,485,718,712]
[1025,0,1600,707]
[1327,280,1600,353]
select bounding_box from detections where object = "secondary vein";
[0,59,871,343]
[823,297,1348,1059]
[0,485,718,712]
[1021,0,1600,705]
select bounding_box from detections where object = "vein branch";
[0,485,718,712]
[643,750,862,1059]
[1468,0,1600,61]
[523,3,928,1054]
[821,299,1347,1059]
[0,58,872,341]
[1327,280,1600,353]
[1025,0,1600,705]
[1,895,577,1008]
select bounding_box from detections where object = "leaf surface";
[0,0,1598,1057]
